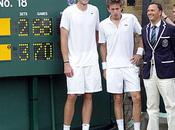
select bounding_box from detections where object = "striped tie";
[150,26,157,47]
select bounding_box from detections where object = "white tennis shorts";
[66,64,102,94]
[106,66,140,93]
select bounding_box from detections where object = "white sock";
[134,122,140,130]
[82,123,90,130]
[116,119,124,130]
[63,124,70,130]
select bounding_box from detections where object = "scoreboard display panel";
[0,0,108,77]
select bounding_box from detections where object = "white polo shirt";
[99,13,142,68]
[60,4,99,67]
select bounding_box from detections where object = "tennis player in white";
[99,0,143,130]
[60,0,102,130]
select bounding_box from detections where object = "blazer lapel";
[154,20,166,49]
[146,23,154,50]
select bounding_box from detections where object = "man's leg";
[121,66,141,130]
[82,93,92,130]
[81,64,102,130]
[130,91,141,130]
[157,78,175,130]
[63,94,77,130]
[113,94,124,130]
[144,78,160,130]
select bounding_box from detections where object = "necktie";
[150,26,157,47]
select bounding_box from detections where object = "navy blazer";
[142,20,175,79]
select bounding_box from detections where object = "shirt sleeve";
[60,8,70,31]
[98,23,106,44]
[133,15,142,35]
[95,7,100,31]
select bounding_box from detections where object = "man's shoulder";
[100,17,110,26]
[122,13,137,19]
[122,13,140,24]
[88,4,98,8]
[63,4,76,13]
[88,4,99,11]
[142,23,150,30]
[165,23,175,35]
[165,22,175,29]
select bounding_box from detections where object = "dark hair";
[106,0,122,8]
[173,4,175,7]
[149,2,163,11]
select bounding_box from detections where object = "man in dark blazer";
[142,2,175,130]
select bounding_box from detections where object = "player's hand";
[130,54,142,65]
[64,63,74,77]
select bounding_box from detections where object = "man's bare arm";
[100,43,107,79]
[131,35,143,65]
[60,27,73,77]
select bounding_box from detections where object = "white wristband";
[102,62,107,70]
[136,47,144,56]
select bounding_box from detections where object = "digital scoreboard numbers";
[32,18,52,36]
[18,43,53,61]
[17,18,54,61]
[18,18,52,36]
[33,42,53,60]
[19,43,29,61]
[18,18,29,36]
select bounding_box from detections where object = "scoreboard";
[0,0,65,77]
[0,0,108,77]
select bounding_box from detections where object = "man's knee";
[67,94,77,103]
[132,92,141,104]
[84,93,92,102]
[113,94,123,105]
